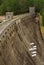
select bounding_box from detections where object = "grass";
[41,26,44,36]
[40,15,44,36]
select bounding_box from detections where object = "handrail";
[0,17,20,39]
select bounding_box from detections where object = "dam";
[0,7,44,65]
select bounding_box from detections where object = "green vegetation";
[42,11,44,26]
[41,26,44,36]
[0,0,44,26]
[0,0,44,15]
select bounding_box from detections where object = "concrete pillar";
[29,7,35,15]
[5,12,14,20]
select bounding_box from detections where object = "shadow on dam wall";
[0,14,44,65]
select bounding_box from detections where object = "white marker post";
[29,43,37,57]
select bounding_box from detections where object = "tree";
[0,0,44,15]
[0,0,3,5]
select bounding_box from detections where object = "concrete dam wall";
[0,13,44,65]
